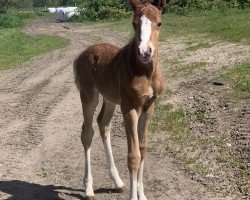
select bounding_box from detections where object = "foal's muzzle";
[138,47,152,64]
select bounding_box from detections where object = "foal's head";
[129,0,166,64]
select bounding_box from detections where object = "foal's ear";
[151,0,166,12]
[129,0,143,11]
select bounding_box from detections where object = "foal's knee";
[128,152,141,172]
[81,123,94,148]
[97,114,112,141]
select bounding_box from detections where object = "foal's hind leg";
[97,99,125,190]
[80,89,99,199]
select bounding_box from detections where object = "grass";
[150,103,202,171]
[150,102,234,177]
[0,28,69,70]
[168,61,207,77]
[0,14,25,29]
[102,8,250,45]
[186,42,212,51]
[163,9,250,44]
[0,12,70,71]
[220,62,250,99]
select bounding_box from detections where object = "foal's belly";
[94,77,121,105]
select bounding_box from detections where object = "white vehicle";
[47,7,79,21]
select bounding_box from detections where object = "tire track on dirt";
[0,61,71,128]
[231,102,250,198]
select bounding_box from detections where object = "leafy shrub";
[0,14,25,28]
[0,0,10,13]
[70,0,131,21]
[166,0,250,13]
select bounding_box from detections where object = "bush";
[166,0,250,13]
[0,14,25,28]
[0,0,10,13]
[70,0,131,21]
[13,10,36,19]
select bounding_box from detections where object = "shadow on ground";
[0,180,122,200]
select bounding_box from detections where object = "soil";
[0,17,249,200]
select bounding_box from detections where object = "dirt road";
[0,18,246,200]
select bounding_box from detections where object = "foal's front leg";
[137,104,154,200]
[122,107,141,200]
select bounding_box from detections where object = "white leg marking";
[139,15,152,54]
[84,148,94,197]
[130,174,138,200]
[104,127,125,189]
[137,160,147,200]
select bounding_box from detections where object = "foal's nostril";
[148,48,152,54]
[138,48,141,55]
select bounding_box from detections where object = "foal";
[74,1,165,199]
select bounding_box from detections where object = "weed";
[41,167,49,177]
[195,163,205,173]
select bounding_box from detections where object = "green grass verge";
[0,28,69,70]
[220,62,250,99]
[0,12,70,71]
[164,9,250,44]
[102,8,250,45]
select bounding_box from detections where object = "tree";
[0,0,11,13]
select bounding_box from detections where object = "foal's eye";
[157,22,162,28]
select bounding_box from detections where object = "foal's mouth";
[137,45,153,64]
[138,52,152,64]
[139,56,152,64]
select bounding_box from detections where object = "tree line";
[1,0,249,14]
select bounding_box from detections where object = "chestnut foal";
[74,1,165,199]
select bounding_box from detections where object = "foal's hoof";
[117,187,124,193]
[85,196,95,200]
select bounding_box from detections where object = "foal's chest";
[132,76,161,100]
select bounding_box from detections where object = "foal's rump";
[73,43,121,103]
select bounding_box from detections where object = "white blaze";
[139,15,152,53]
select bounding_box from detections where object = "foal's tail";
[73,51,96,93]
[73,58,81,91]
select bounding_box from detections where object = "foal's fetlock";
[109,167,125,189]
[115,178,125,191]
[84,179,94,198]
[138,194,147,200]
